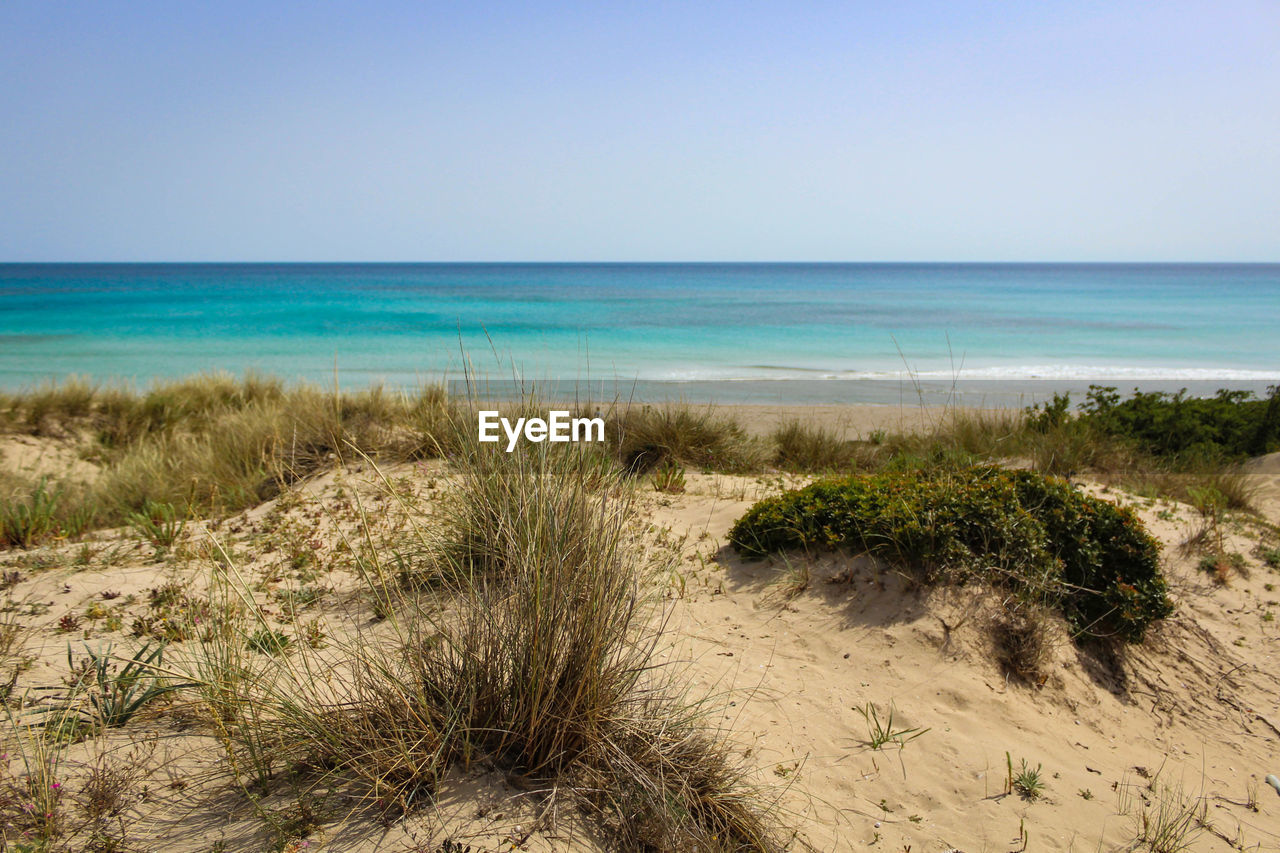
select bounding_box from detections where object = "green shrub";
[1080,385,1280,460]
[1025,392,1072,433]
[729,465,1172,642]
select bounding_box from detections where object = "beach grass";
[174,427,783,850]
[1,376,1273,552]
[609,401,767,473]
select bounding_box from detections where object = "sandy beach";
[2,385,1279,851]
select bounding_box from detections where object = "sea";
[2,263,1277,406]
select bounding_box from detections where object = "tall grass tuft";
[611,402,766,473]
[18,376,97,435]
[201,436,781,849]
[771,420,857,472]
[9,377,462,532]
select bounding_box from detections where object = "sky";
[1,1,1277,262]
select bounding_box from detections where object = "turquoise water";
[2,264,1277,400]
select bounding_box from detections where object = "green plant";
[650,459,688,494]
[0,478,64,549]
[1025,392,1071,432]
[1119,779,1208,853]
[127,499,186,551]
[730,465,1173,642]
[1197,552,1245,585]
[1008,754,1045,800]
[247,629,291,656]
[64,641,189,728]
[854,701,929,750]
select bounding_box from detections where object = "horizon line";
[4,259,1280,266]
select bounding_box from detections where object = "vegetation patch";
[770,420,859,472]
[729,465,1173,642]
[1079,385,1280,461]
[197,441,782,850]
[610,403,765,473]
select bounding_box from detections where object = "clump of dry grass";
[611,402,766,474]
[927,409,1025,459]
[1028,421,1136,477]
[991,605,1054,685]
[0,609,33,703]
[1,709,67,848]
[0,376,461,546]
[770,420,857,472]
[11,377,98,436]
[1139,467,1258,515]
[191,435,781,849]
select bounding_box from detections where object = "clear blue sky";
[1,1,1277,261]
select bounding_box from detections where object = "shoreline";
[455,376,1279,407]
[5,372,1275,409]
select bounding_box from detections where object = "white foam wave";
[645,365,1280,382]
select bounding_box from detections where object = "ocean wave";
[647,365,1280,382]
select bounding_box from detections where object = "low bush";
[1080,385,1280,461]
[729,465,1172,642]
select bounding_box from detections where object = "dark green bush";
[1025,392,1072,433]
[729,466,1172,642]
[1079,385,1280,461]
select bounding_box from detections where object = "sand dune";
[2,441,1279,851]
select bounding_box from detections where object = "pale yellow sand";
[3,435,1279,851]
